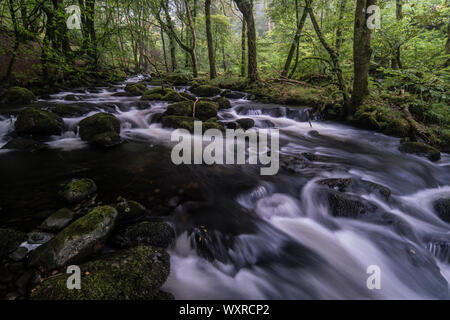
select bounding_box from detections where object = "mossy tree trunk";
[240,18,247,77]
[205,0,217,79]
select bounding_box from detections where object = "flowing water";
[1,76,449,300]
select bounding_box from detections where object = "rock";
[399,142,441,162]
[162,116,224,133]
[141,87,175,100]
[319,178,391,201]
[150,113,165,124]
[90,131,122,147]
[8,247,28,262]
[116,199,147,224]
[0,266,14,283]
[221,90,246,99]
[434,198,450,223]
[124,83,147,96]
[166,71,193,85]
[40,208,74,232]
[319,178,352,192]
[382,118,410,138]
[1,138,46,152]
[31,246,170,300]
[60,178,98,204]
[15,270,39,293]
[78,113,121,145]
[1,87,35,105]
[64,95,81,101]
[15,107,63,136]
[28,231,54,245]
[236,118,255,130]
[154,290,175,300]
[0,229,27,259]
[51,104,87,117]
[165,100,218,121]
[112,222,175,249]
[325,190,378,218]
[112,92,134,97]
[179,92,196,101]
[190,85,221,97]
[212,97,232,109]
[29,206,118,270]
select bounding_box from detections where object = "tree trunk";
[282,0,308,78]
[205,0,217,79]
[234,0,258,82]
[352,0,378,111]
[446,5,450,67]
[335,0,348,56]
[5,0,20,83]
[184,0,198,77]
[391,0,403,69]
[160,28,169,72]
[240,18,246,77]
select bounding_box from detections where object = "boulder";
[325,190,378,218]
[15,107,63,136]
[116,199,147,224]
[212,97,232,109]
[0,229,27,259]
[124,83,147,96]
[30,246,170,300]
[236,118,255,130]
[78,113,121,147]
[166,71,193,85]
[221,90,246,99]
[28,206,118,270]
[165,100,218,121]
[40,208,74,232]
[190,85,221,97]
[319,178,391,201]
[1,87,35,105]
[60,178,98,204]
[27,231,54,245]
[162,116,224,133]
[112,222,175,249]
[1,138,46,152]
[399,142,441,162]
[434,198,450,223]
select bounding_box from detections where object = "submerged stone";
[112,221,175,249]
[399,142,441,162]
[60,178,98,204]
[434,198,450,223]
[40,208,74,232]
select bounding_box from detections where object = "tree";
[234,0,258,82]
[352,0,378,111]
[205,0,217,79]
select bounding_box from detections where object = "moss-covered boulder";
[162,116,224,133]
[51,104,87,118]
[116,199,147,224]
[399,142,441,162]
[382,118,411,137]
[124,83,147,96]
[15,107,63,136]
[165,100,218,121]
[29,206,118,270]
[142,87,174,100]
[434,198,450,223]
[78,113,121,147]
[190,85,221,97]
[30,245,170,300]
[40,208,74,232]
[166,71,193,85]
[0,229,27,259]
[112,222,175,249]
[213,96,232,110]
[60,178,98,204]
[236,118,255,130]
[319,178,391,201]
[1,87,35,105]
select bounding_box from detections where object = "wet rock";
[28,231,54,245]
[60,178,98,204]
[31,246,170,300]
[112,91,134,97]
[212,97,232,109]
[112,222,175,249]
[40,208,74,232]
[154,290,175,300]
[221,90,246,99]
[319,178,391,201]
[319,178,352,192]
[434,198,450,223]
[51,104,88,117]
[325,190,378,218]
[91,131,122,148]
[29,206,118,270]
[162,116,224,133]
[301,152,326,162]
[8,247,28,262]
[223,121,238,130]
[190,85,221,97]
[78,113,121,146]
[64,94,82,101]
[150,112,165,124]
[1,138,46,152]
[399,142,441,162]
[0,229,27,259]
[0,266,14,283]
[15,107,63,136]
[124,83,147,96]
[141,87,176,101]
[15,270,39,294]
[166,71,193,85]
[165,100,218,122]
[236,118,255,130]
[116,199,147,224]
[0,87,35,105]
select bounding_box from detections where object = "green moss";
[399,142,441,161]
[142,87,176,100]
[1,87,35,105]
[124,83,146,96]
[15,107,63,136]
[382,118,411,137]
[165,100,218,121]
[78,113,120,142]
[212,96,232,109]
[116,200,146,224]
[91,131,122,147]
[31,246,170,300]
[61,178,97,203]
[190,85,222,97]
[208,76,249,91]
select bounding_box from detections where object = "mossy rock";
[15,107,63,136]
[399,142,441,162]
[325,190,378,219]
[142,93,164,101]
[166,71,193,85]
[112,221,175,249]
[213,96,232,110]
[162,116,224,133]
[1,138,46,152]
[221,90,246,99]
[116,199,147,224]
[236,118,255,130]
[52,104,87,117]
[78,113,121,142]
[28,206,118,270]
[0,229,27,259]
[40,208,74,232]
[64,95,82,102]
[382,118,410,138]
[179,92,196,101]
[190,85,221,97]
[60,178,98,204]
[434,198,450,223]
[124,83,147,96]
[141,87,175,100]
[165,100,218,121]
[112,92,134,97]
[1,87,36,105]
[30,245,170,300]
[91,131,122,148]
